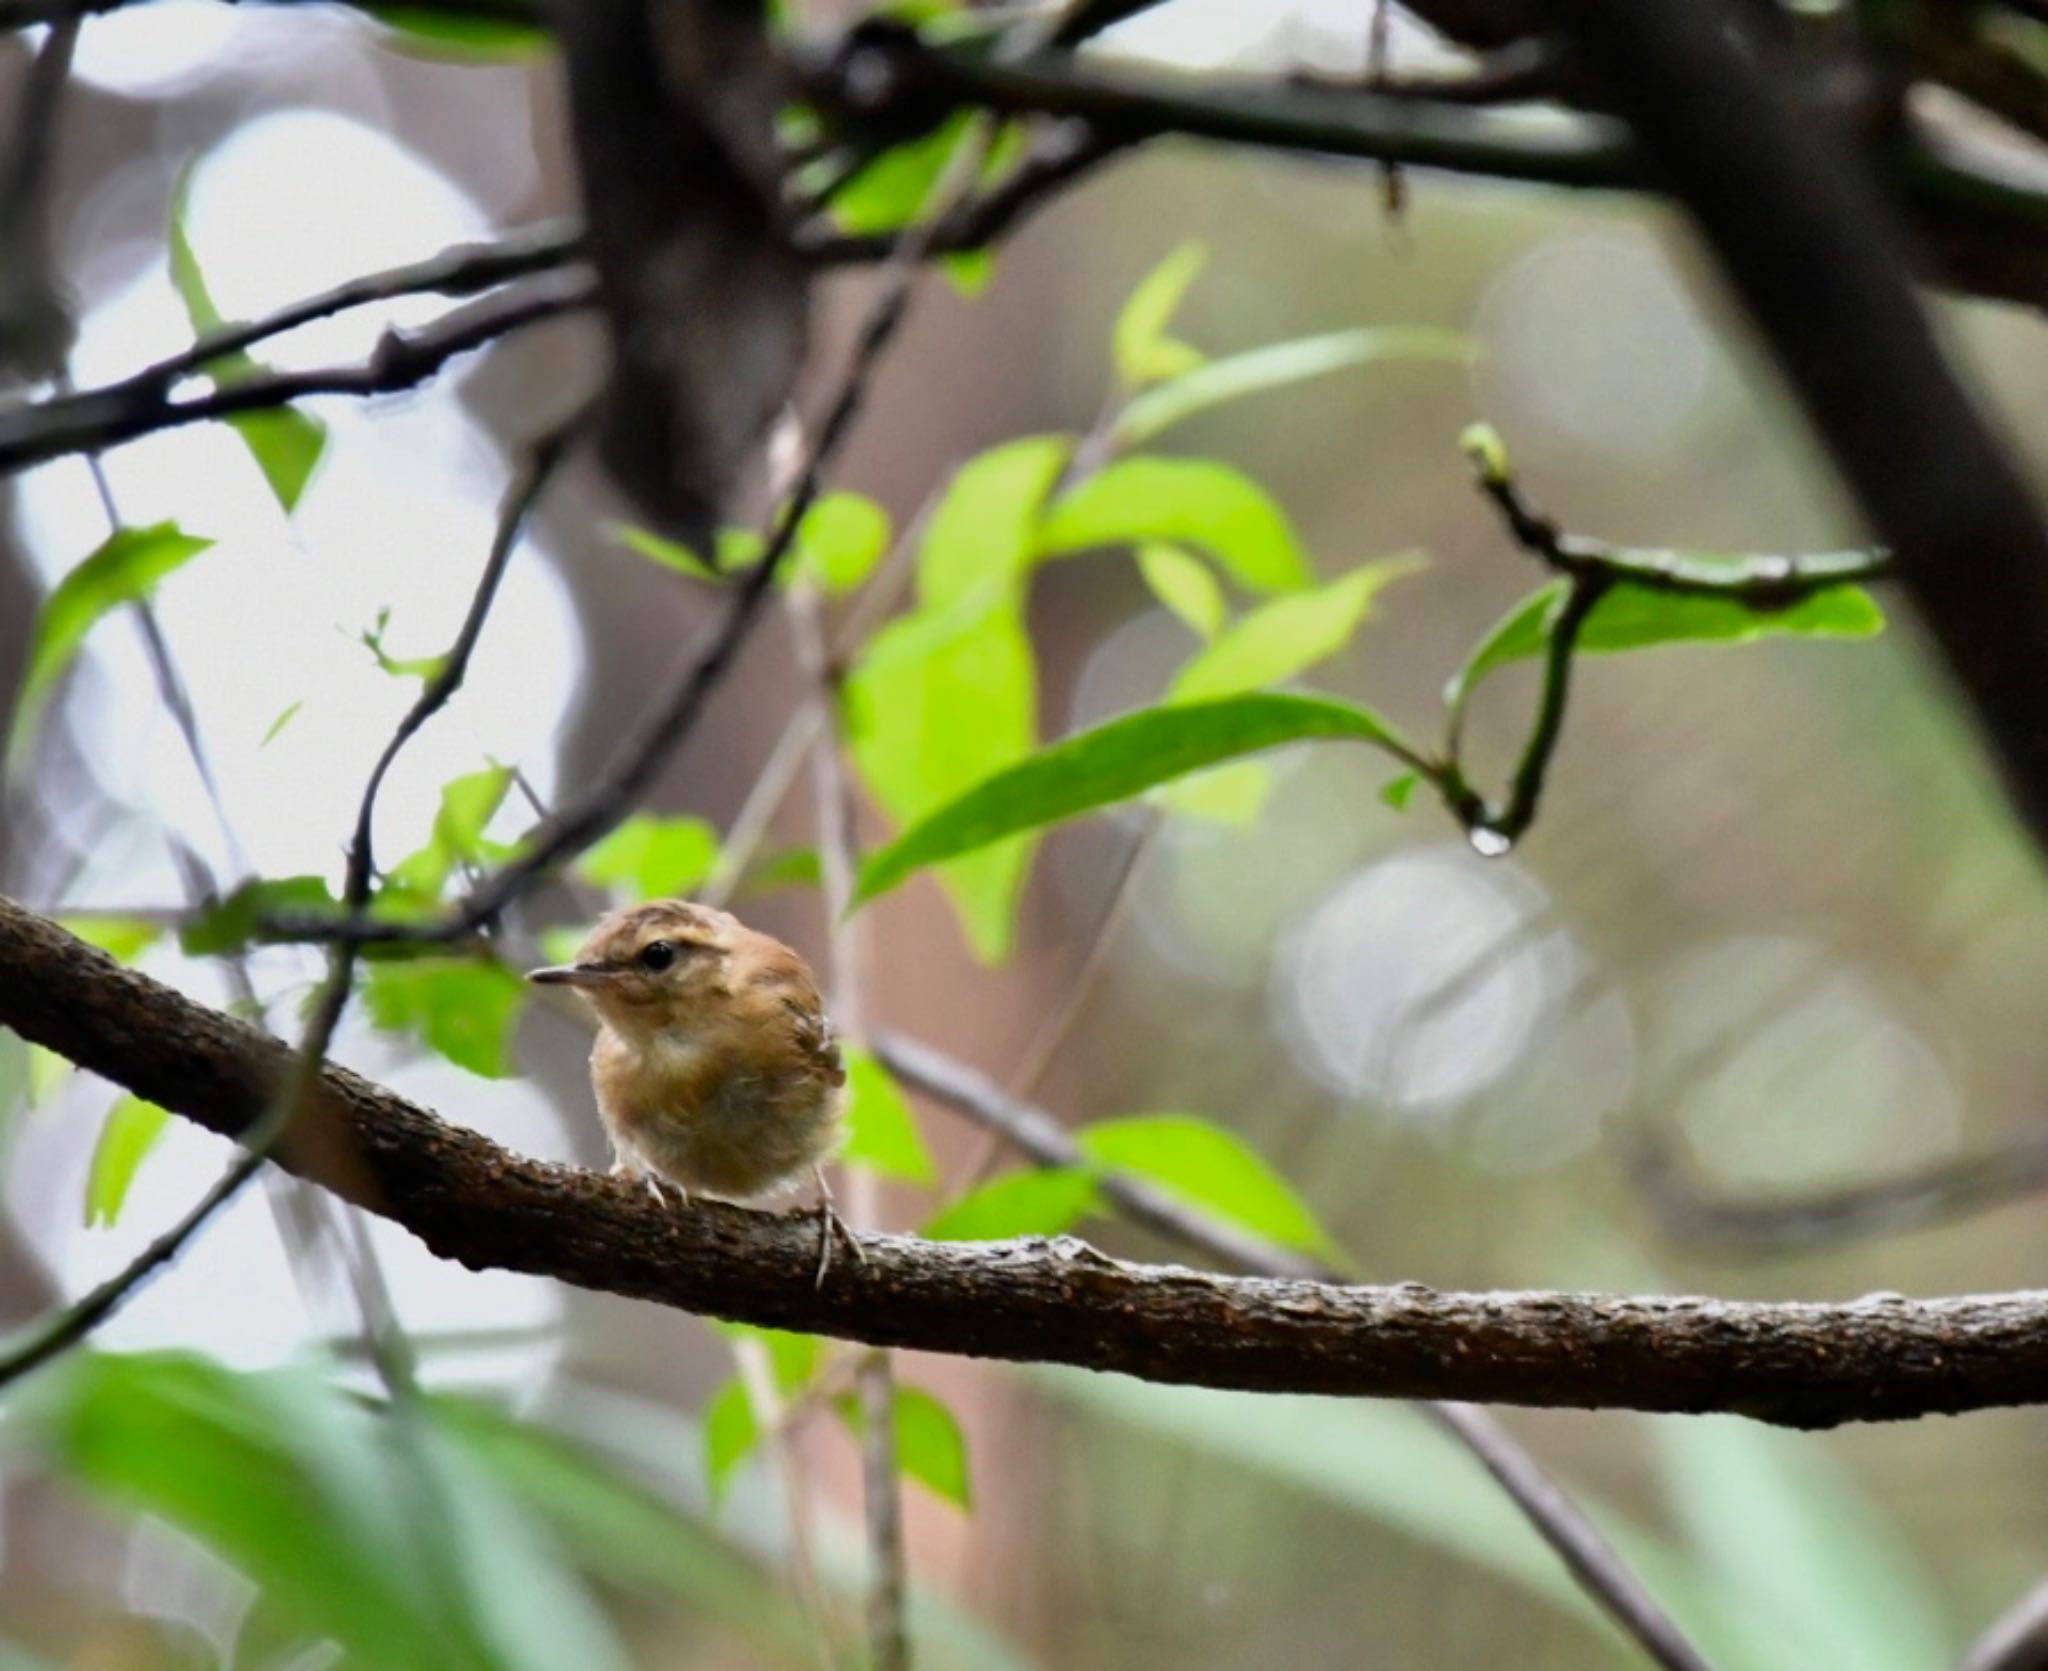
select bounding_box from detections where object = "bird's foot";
[810,1166,867,1289]
[613,1159,687,1212]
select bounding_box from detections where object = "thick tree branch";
[11,897,2048,1429]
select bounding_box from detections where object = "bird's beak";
[525,962,615,988]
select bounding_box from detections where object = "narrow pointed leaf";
[855,693,1419,906]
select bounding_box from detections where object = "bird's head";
[526,899,742,1034]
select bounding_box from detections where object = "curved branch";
[7,894,2048,1430]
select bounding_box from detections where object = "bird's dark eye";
[638,940,678,972]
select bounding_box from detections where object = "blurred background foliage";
[5,1,2048,1666]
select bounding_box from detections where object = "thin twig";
[345,410,585,887]
[0,274,592,478]
[870,1031,1715,1671]
[265,121,950,952]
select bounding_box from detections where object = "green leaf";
[10,523,213,768]
[260,698,304,747]
[1039,457,1311,593]
[358,606,448,683]
[1448,576,1885,715]
[940,246,994,294]
[844,588,1038,963]
[84,1096,172,1228]
[576,815,720,902]
[739,845,822,897]
[1117,326,1471,447]
[1380,771,1420,811]
[702,1376,759,1506]
[829,113,978,236]
[428,1395,807,1661]
[1167,553,1425,704]
[23,1352,511,1671]
[1153,759,1273,826]
[892,1385,972,1508]
[836,1385,972,1509]
[1077,1114,1339,1260]
[855,693,1417,907]
[917,435,1072,608]
[921,1168,1099,1241]
[609,521,719,583]
[60,914,164,965]
[169,176,326,511]
[362,958,528,1078]
[387,764,515,901]
[1136,543,1225,640]
[1112,242,1209,387]
[1656,1419,1950,1671]
[840,1047,938,1184]
[357,3,549,56]
[797,492,891,593]
[179,875,338,957]
[711,1321,823,1396]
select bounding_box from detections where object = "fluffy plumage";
[528,900,846,1209]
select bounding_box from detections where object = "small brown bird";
[526,899,856,1281]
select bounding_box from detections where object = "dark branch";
[20,899,2048,1428]
[0,274,591,477]
[1543,0,2048,861]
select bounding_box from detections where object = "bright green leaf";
[1078,1114,1339,1259]
[180,875,338,957]
[844,588,1038,963]
[537,925,584,967]
[1380,771,1420,811]
[797,492,891,593]
[362,958,528,1078]
[84,1097,172,1228]
[1136,543,1225,640]
[359,3,549,56]
[61,914,164,965]
[170,176,326,511]
[921,1168,1099,1241]
[892,1385,972,1508]
[1118,326,1471,447]
[940,246,994,294]
[1168,553,1425,704]
[855,693,1419,907]
[840,1047,938,1184]
[711,1321,823,1396]
[260,698,304,747]
[10,523,213,768]
[1112,242,1209,387]
[1154,760,1273,826]
[576,815,720,902]
[1040,457,1311,593]
[836,1385,972,1509]
[702,1376,759,1506]
[358,607,448,684]
[387,764,515,901]
[829,113,978,236]
[609,521,719,583]
[917,435,1072,608]
[1448,577,1886,717]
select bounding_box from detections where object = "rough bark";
[5,896,2048,1428]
